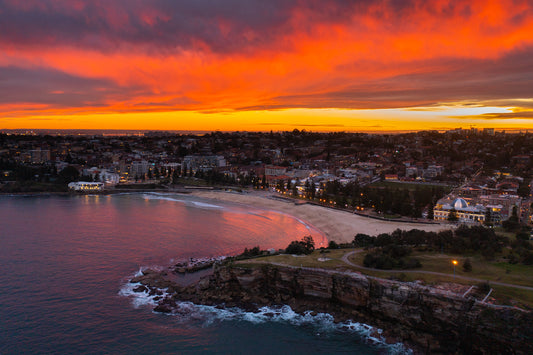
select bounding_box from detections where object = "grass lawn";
[491,285,533,307]
[238,248,533,307]
[240,250,348,269]
[349,250,533,287]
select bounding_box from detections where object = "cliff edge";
[131,264,533,354]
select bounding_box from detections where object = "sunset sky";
[1,0,533,132]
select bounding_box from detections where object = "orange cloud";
[1,0,533,130]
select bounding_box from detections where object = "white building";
[183,155,226,172]
[68,181,104,192]
[433,198,486,223]
[83,167,120,185]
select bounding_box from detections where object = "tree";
[484,207,492,226]
[353,233,373,247]
[241,246,261,258]
[502,206,520,231]
[285,236,315,255]
[427,205,434,220]
[302,235,315,252]
[516,231,531,241]
[328,240,339,249]
[58,165,79,183]
[285,241,308,255]
[517,181,530,198]
[448,208,458,222]
[462,258,472,272]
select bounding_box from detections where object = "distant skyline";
[1,0,532,132]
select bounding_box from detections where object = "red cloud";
[1,0,533,118]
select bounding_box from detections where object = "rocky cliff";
[131,265,533,354]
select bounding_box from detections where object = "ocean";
[0,193,409,354]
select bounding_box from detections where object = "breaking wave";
[120,279,411,355]
[141,193,224,210]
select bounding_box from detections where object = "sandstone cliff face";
[134,265,533,354]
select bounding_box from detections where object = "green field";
[240,250,347,269]
[239,248,533,307]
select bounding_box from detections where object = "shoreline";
[187,189,448,243]
[125,264,416,353]
[1,188,450,243]
[126,263,533,354]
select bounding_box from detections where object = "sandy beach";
[190,189,448,244]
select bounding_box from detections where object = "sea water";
[0,193,409,354]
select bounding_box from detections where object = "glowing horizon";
[1,0,532,132]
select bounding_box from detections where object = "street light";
[452,259,458,280]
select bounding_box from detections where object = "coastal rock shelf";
[173,257,226,274]
[130,264,533,354]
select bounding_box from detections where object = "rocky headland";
[130,263,533,354]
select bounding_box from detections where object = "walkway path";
[341,250,533,291]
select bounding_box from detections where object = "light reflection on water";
[0,193,392,354]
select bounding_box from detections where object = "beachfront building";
[477,194,522,222]
[433,197,486,223]
[68,181,104,192]
[265,165,289,184]
[183,155,226,172]
[83,167,120,186]
[130,160,150,177]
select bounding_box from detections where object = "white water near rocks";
[0,193,408,354]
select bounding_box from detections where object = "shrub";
[462,258,472,272]
[240,246,261,258]
[328,240,339,249]
[516,232,531,241]
[353,233,373,247]
[285,241,308,255]
[363,246,421,270]
[477,281,491,294]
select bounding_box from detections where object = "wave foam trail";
[190,201,224,209]
[189,304,411,354]
[142,193,184,203]
[141,193,224,210]
[119,285,412,355]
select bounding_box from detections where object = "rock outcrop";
[131,264,533,354]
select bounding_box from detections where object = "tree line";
[353,225,533,265]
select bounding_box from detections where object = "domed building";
[433,197,486,223]
[452,198,468,209]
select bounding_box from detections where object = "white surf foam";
[169,297,410,353]
[119,278,411,354]
[119,282,160,309]
[190,201,224,209]
[141,193,224,210]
